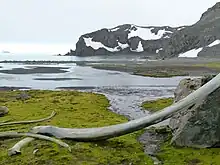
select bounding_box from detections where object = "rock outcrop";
[169,75,220,148]
[66,24,181,57]
[65,2,220,58]
[0,106,9,116]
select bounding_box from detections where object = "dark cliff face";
[161,2,220,58]
[66,2,220,58]
[71,24,179,57]
[199,2,220,23]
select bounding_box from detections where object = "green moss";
[90,63,189,78]
[0,90,152,165]
[133,65,189,78]
[141,98,174,112]
[133,70,188,78]
[194,62,220,69]
[158,137,220,165]
[134,72,188,78]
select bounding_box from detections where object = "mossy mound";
[141,98,174,112]
[158,137,220,165]
[133,69,188,78]
[194,62,220,69]
[0,90,152,165]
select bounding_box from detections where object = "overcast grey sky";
[0,0,219,45]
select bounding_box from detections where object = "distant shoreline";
[1,57,220,77]
[0,60,77,64]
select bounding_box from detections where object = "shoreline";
[1,57,220,77]
[78,58,220,77]
[1,80,218,164]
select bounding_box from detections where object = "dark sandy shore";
[0,86,31,91]
[33,78,82,81]
[0,86,97,91]
[0,66,69,74]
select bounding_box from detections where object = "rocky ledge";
[65,2,220,59]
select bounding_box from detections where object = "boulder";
[169,75,220,148]
[16,92,31,101]
[0,106,9,116]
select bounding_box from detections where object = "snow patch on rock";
[163,36,170,38]
[111,27,120,32]
[118,42,129,49]
[208,40,220,47]
[130,41,144,52]
[177,27,185,30]
[178,48,203,58]
[156,48,163,53]
[84,37,130,52]
[83,37,119,52]
[128,25,173,40]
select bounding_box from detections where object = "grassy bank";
[90,63,220,78]
[0,90,152,165]
[194,62,220,69]
[141,98,174,112]
[158,139,220,165]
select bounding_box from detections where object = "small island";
[1,50,10,54]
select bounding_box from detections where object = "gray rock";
[199,2,220,23]
[0,106,9,116]
[16,92,31,101]
[170,75,215,130]
[169,75,220,148]
[173,78,202,103]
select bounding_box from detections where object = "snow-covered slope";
[208,40,220,47]
[127,25,172,40]
[178,48,203,58]
[178,39,220,58]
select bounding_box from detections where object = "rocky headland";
[64,2,220,59]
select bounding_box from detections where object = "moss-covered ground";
[158,137,220,165]
[2,91,220,165]
[0,90,152,165]
[141,98,174,112]
[194,62,220,69]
